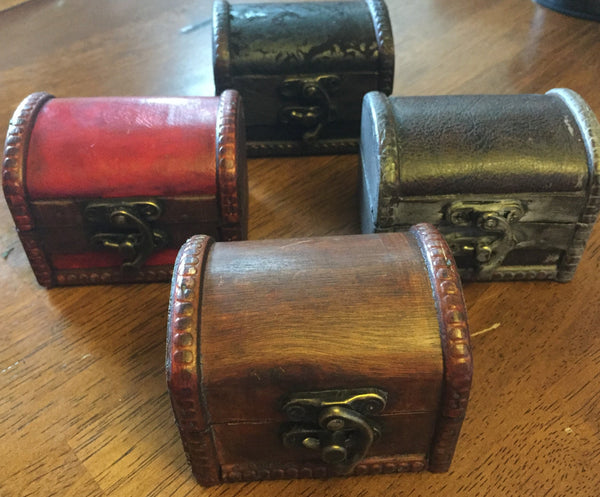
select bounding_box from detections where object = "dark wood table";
[1,1,599,495]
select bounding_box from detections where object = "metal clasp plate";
[279,75,341,142]
[445,200,526,278]
[84,200,167,272]
[281,388,387,474]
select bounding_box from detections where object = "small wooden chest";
[2,91,247,287]
[167,224,473,486]
[213,0,394,156]
[360,89,600,282]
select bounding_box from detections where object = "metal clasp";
[281,388,387,474]
[445,200,526,278]
[84,200,167,272]
[279,75,340,142]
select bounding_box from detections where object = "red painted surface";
[51,249,179,270]
[26,97,219,199]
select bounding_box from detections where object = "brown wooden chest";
[166,224,473,485]
[2,90,247,287]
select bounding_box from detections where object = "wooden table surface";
[1,0,599,495]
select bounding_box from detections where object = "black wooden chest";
[213,0,394,156]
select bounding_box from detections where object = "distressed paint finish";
[360,89,600,281]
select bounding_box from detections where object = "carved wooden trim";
[166,235,220,486]
[212,0,232,93]
[2,92,55,287]
[216,89,247,241]
[221,455,427,483]
[550,88,600,282]
[365,0,395,94]
[247,138,358,157]
[409,223,473,473]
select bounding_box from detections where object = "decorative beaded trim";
[247,138,358,158]
[365,0,395,94]
[486,267,557,281]
[221,455,427,483]
[2,92,55,287]
[53,266,173,286]
[216,89,247,240]
[549,89,600,282]
[409,223,473,473]
[212,0,232,93]
[166,235,220,487]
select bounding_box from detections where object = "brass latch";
[445,200,526,278]
[84,200,167,272]
[279,75,340,142]
[281,388,387,474]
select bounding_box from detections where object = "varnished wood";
[168,226,470,484]
[1,0,600,495]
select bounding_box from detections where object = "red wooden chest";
[2,90,247,287]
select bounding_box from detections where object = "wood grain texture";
[168,226,471,484]
[199,232,444,421]
[0,0,33,11]
[1,0,600,496]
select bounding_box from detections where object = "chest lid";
[199,233,445,423]
[363,89,595,199]
[4,90,246,230]
[26,95,219,201]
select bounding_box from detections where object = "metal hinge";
[84,199,167,272]
[281,388,387,474]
